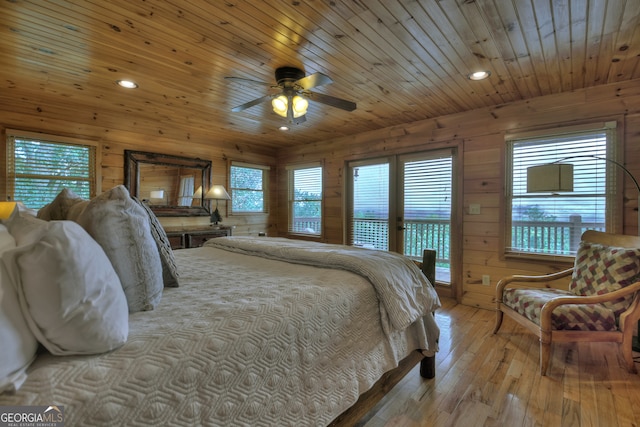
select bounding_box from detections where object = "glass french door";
[347,149,453,284]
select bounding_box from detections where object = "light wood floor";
[358,297,640,427]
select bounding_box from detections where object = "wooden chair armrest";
[539,281,640,331]
[495,267,574,301]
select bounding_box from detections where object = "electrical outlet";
[482,275,491,286]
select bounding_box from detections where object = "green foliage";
[230,166,264,212]
[13,139,92,208]
[521,205,556,221]
[293,188,321,218]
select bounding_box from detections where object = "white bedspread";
[0,242,439,426]
[205,236,441,335]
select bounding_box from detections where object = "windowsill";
[503,251,575,264]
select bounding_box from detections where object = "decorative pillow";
[569,241,640,317]
[132,197,180,287]
[76,185,163,312]
[66,199,90,221]
[0,225,38,393]
[36,188,84,220]
[2,221,129,355]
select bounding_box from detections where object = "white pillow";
[0,224,38,393]
[2,221,129,355]
[76,185,163,312]
[3,210,49,247]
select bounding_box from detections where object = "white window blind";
[404,156,452,221]
[288,164,322,235]
[506,123,616,256]
[350,162,390,250]
[230,162,269,213]
[7,132,96,209]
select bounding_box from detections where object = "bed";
[0,187,440,426]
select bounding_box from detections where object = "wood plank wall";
[276,78,640,309]
[0,115,279,237]
[2,78,640,309]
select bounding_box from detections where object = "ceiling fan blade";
[307,91,357,111]
[230,95,273,112]
[224,76,273,87]
[295,72,333,90]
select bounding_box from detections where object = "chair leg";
[540,341,551,376]
[493,310,504,334]
[620,340,638,374]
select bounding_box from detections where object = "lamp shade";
[0,202,18,220]
[204,185,231,200]
[272,95,288,118]
[291,95,308,118]
[272,94,308,119]
[192,186,203,198]
[527,164,574,193]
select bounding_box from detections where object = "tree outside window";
[230,163,269,213]
[7,132,96,209]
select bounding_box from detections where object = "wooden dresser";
[165,226,233,250]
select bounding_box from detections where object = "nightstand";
[165,226,233,249]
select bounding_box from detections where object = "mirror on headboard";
[124,150,212,217]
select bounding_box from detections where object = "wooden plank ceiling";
[1,0,639,150]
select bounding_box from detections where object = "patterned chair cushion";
[569,241,640,316]
[503,288,617,331]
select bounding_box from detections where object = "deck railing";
[510,215,603,255]
[294,214,603,264]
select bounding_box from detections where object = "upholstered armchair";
[493,230,640,375]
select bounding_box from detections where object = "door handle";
[397,226,406,230]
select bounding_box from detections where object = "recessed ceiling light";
[116,79,138,89]
[279,126,289,131]
[468,71,491,81]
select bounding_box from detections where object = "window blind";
[507,123,616,256]
[230,163,268,213]
[288,165,322,235]
[7,134,96,209]
[403,157,452,220]
[350,162,390,250]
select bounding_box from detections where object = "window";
[349,160,390,250]
[506,122,617,257]
[6,131,97,209]
[288,163,323,235]
[229,162,269,213]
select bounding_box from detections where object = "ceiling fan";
[225,67,357,124]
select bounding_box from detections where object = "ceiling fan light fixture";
[292,95,308,118]
[272,95,288,117]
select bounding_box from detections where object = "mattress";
[0,241,439,426]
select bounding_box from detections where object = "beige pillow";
[3,220,129,355]
[76,185,163,312]
[37,188,84,220]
